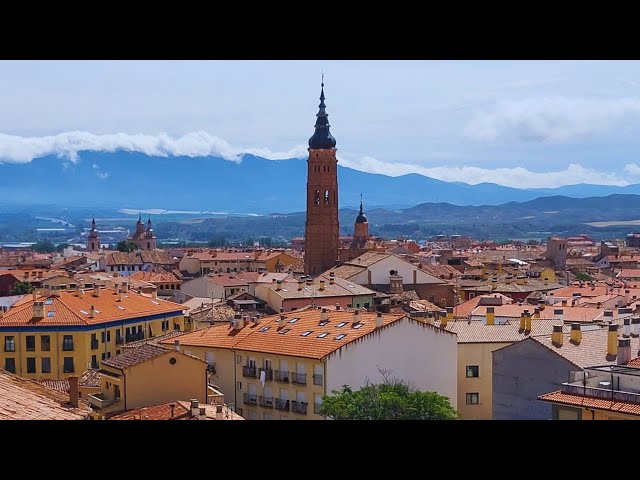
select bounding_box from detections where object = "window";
[45,299,53,305]
[237,381,242,391]
[314,190,320,205]
[25,335,35,352]
[335,334,347,340]
[26,357,36,374]
[346,304,352,308]
[91,355,98,369]
[466,365,479,378]
[353,323,363,329]
[364,303,370,308]
[324,190,329,204]
[4,336,15,352]
[278,328,291,335]
[5,358,15,373]
[63,335,74,351]
[288,317,299,323]
[41,357,51,374]
[466,393,479,405]
[101,332,105,343]
[237,355,243,365]
[319,320,329,326]
[258,327,270,333]
[63,357,74,373]
[102,353,106,361]
[107,330,111,342]
[335,322,347,328]
[300,331,313,337]
[318,332,329,338]
[41,335,50,352]
[47,311,55,317]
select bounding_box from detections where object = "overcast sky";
[2,60,640,188]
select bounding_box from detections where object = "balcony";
[291,400,308,415]
[242,365,257,378]
[259,368,273,381]
[274,398,290,411]
[562,382,640,404]
[91,339,99,350]
[274,370,290,383]
[258,395,274,408]
[115,337,124,345]
[207,385,224,405]
[313,374,323,386]
[291,372,307,385]
[314,402,323,415]
[125,332,144,343]
[207,363,217,374]
[87,392,117,410]
[243,393,258,405]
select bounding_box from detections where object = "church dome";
[355,211,367,224]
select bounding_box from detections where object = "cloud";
[0,130,308,164]
[92,162,110,180]
[624,163,640,176]
[465,96,640,142]
[337,154,629,189]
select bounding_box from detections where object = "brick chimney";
[352,309,361,325]
[89,305,96,319]
[446,307,454,322]
[519,312,526,330]
[32,289,38,302]
[319,280,325,291]
[551,325,563,347]
[440,310,449,327]
[376,311,384,328]
[608,324,619,357]
[329,271,335,285]
[216,404,224,420]
[276,280,282,291]
[632,317,640,337]
[486,307,495,325]
[93,285,100,297]
[524,310,532,332]
[68,376,79,408]
[297,279,303,291]
[623,317,631,337]
[33,301,45,319]
[533,307,541,319]
[618,337,631,365]
[320,308,329,323]
[570,323,582,344]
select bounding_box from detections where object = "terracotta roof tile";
[109,401,243,420]
[102,344,169,370]
[34,378,70,393]
[129,271,182,283]
[78,369,102,388]
[538,390,640,416]
[433,319,568,343]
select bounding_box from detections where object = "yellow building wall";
[265,253,299,272]
[0,314,186,380]
[457,342,512,420]
[124,352,207,410]
[234,351,326,421]
[175,345,235,401]
[540,267,556,283]
[586,409,640,420]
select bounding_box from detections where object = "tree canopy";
[117,240,139,252]
[318,371,458,420]
[32,240,56,253]
[11,281,34,295]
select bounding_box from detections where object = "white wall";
[326,318,457,408]
[366,256,444,285]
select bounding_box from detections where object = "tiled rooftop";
[102,344,169,370]
[109,401,244,420]
[432,318,568,343]
[538,390,640,416]
[79,369,102,388]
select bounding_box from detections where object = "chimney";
[618,337,632,365]
[277,314,286,328]
[51,285,61,298]
[533,307,541,319]
[519,312,526,330]
[329,271,335,285]
[276,280,282,291]
[608,324,619,357]
[440,310,448,327]
[190,399,199,417]
[74,284,81,297]
[117,289,123,302]
[0,307,3,319]
[68,376,79,408]
[174,340,180,352]
[216,404,224,420]
[90,305,96,319]
[561,299,567,307]
[446,306,454,321]
[297,279,303,291]
[33,301,45,319]
[320,308,329,322]
[632,317,640,337]
[169,403,176,418]
[603,309,614,319]
[623,317,631,338]
[335,303,341,310]
[524,310,532,332]
[551,324,563,347]
[93,285,100,297]
[486,306,495,326]
[553,308,564,321]
[32,289,38,302]
[597,302,602,309]
[352,309,361,324]
[199,406,207,420]
[152,289,158,299]
[319,280,325,291]
[570,323,582,344]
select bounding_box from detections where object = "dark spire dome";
[308,77,336,150]
[355,194,367,224]
[137,213,143,225]
[91,216,96,230]
[147,216,152,226]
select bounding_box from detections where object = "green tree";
[576,272,593,282]
[117,240,139,252]
[32,240,56,253]
[11,281,34,295]
[55,243,69,252]
[319,369,458,420]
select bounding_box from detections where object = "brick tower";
[87,216,100,251]
[304,79,339,276]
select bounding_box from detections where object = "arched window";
[314,190,320,205]
[324,190,330,204]
[147,241,151,249]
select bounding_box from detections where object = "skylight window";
[301,331,313,337]
[353,323,363,329]
[288,317,300,324]
[259,326,270,333]
[80,310,89,315]
[94,309,101,314]
[335,334,347,340]
[151,301,160,305]
[45,299,53,305]
[117,306,125,310]
[319,320,329,326]
[335,322,347,328]
[347,284,355,288]
[278,328,291,335]
[317,332,329,338]
[47,311,55,317]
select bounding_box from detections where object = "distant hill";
[2,152,640,213]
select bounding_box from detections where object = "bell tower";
[87,216,100,252]
[304,78,339,276]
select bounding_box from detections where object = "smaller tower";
[144,216,157,250]
[87,216,100,252]
[352,195,370,249]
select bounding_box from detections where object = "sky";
[2,60,640,189]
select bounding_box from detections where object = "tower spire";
[360,193,363,213]
[308,76,336,150]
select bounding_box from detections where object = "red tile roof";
[538,390,640,416]
[102,344,170,370]
[109,401,243,420]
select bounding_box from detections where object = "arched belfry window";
[324,190,330,204]
[314,190,321,205]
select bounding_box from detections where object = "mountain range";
[2,152,640,213]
